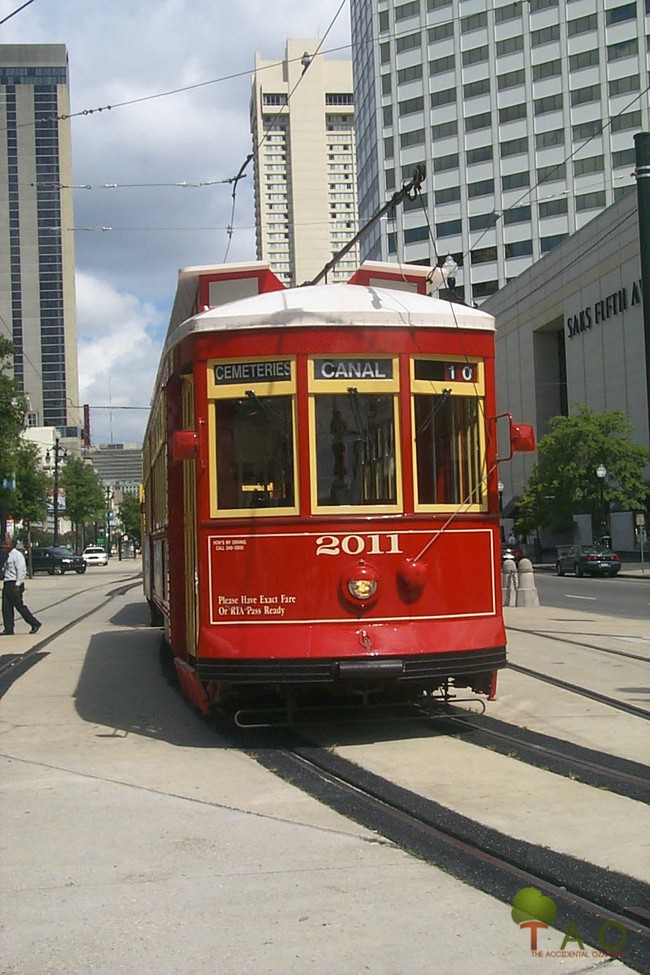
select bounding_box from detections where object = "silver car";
[82,545,108,566]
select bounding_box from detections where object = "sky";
[1,0,352,446]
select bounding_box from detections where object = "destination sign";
[415,360,476,383]
[314,359,393,380]
[214,360,291,385]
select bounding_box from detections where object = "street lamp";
[596,464,607,541]
[45,433,67,547]
[498,480,504,541]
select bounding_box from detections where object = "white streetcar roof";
[165,282,494,356]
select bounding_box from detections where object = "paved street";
[0,561,646,975]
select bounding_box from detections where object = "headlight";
[341,560,379,607]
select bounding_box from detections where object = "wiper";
[415,388,452,436]
[244,390,289,441]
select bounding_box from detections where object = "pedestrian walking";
[2,538,41,636]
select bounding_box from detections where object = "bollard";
[516,557,540,607]
[502,558,517,606]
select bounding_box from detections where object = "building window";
[398,63,423,84]
[503,205,531,224]
[429,53,456,74]
[396,32,421,53]
[569,49,600,71]
[568,13,598,36]
[606,3,636,24]
[529,0,559,10]
[437,218,463,236]
[576,191,606,211]
[612,148,635,168]
[399,95,424,115]
[464,78,491,98]
[538,198,568,217]
[433,151,459,171]
[608,37,638,60]
[432,119,458,138]
[533,59,562,80]
[502,171,530,190]
[505,239,533,258]
[435,185,461,204]
[531,24,561,46]
[573,155,603,176]
[497,35,524,55]
[400,130,425,148]
[466,112,492,132]
[395,0,421,20]
[573,119,602,140]
[463,45,489,65]
[263,93,287,106]
[404,225,429,243]
[461,11,488,31]
[430,88,457,107]
[498,68,526,90]
[428,21,454,42]
[609,74,640,96]
[541,233,568,252]
[571,85,600,107]
[611,110,642,132]
[472,280,499,298]
[499,103,527,123]
[469,212,498,230]
[534,92,563,114]
[538,162,566,181]
[495,3,522,23]
[536,128,564,149]
[499,138,528,158]
[467,144,493,164]
[468,178,495,198]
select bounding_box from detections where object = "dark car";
[30,546,86,575]
[555,544,621,577]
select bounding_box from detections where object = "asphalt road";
[533,566,650,620]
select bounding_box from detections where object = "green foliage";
[0,337,28,489]
[517,406,650,536]
[12,440,49,525]
[62,457,106,525]
[118,492,142,543]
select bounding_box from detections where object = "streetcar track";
[507,662,650,720]
[247,737,650,974]
[425,707,650,804]
[507,624,649,663]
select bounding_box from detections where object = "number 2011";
[316,534,402,556]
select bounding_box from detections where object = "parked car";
[501,543,523,564]
[82,545,108,566]
[555,544,621,577]
[30,546,86,575]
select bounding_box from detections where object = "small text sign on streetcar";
[314,359,393,380]
[213,360,291,384]
[414,360,477,383]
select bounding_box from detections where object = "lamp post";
[46,434,67,547]
[596,464,607,541]
[105,486,113,559]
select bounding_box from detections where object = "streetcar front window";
[215,394,295,509]
[414,394,484,506]
[314,392,397,506]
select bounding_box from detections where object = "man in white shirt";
[2,539,41,636]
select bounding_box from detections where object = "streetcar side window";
[314,392,398,507]
[215,395,295,510]
[411,358,486,511]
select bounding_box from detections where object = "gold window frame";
[207,356,298,518]
[410,356,487,513]
[308,355,403,515]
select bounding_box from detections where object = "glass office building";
[0,44,80,434]
[350,0,650,305]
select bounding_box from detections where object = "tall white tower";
[250,39,359,286]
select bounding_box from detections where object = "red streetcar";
[142,260,534,721]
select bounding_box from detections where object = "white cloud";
[2,0,352,443]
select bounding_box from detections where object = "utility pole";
[634,133,650,449]
[49,435,67,547]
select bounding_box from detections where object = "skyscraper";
[0,44,80,434]
[250,38,359,287]
[350,0,649,304]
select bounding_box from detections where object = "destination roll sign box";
[214,360,292,384]
[314,358,394,380]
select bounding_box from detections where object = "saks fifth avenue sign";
[566,279,642,339]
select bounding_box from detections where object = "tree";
[118,492,142,545]
[61,457,105,550]
[12,440,49,529]
[0,337,28,536]
[517,406,650,537]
